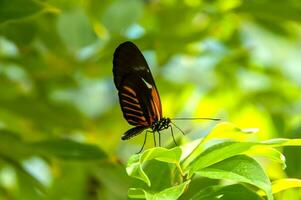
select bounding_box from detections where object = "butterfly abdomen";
[121,126,146,140]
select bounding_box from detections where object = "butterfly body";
[120,117,171,141]
[113,42,177,151]
[113,41,173,147]
[113,41,219,151]
[150,117,171,132]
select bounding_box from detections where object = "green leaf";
[258,178,301,196]
[187,141,254,174]
[179,139,202,162]
[127,160,176,199]
[185,138,301,175]
[126,147,182,186]
[128,180,190,200]
[126,154,150,186]
[29,139,107,160]
[182,122,257,169]
[0,129,32,159]
[190,184,264,200]
[196,155,273,200]
[261,138,301,147]
[246,146,286,169]
[140,147,182,164]
[142,160,176,192]
[0,0,45,24]
[128,188,145,199]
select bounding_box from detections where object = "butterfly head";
[151,117,171,132]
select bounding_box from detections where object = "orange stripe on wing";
[123,86,137,96]
[121,99,141,109]
[123,106,143,114]
[125,113,146,121]
[151,88,162,120]
[127,119,139,125]
[127,118,149,127]
[121,93,139,103]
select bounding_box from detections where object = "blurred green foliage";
[0,0,301,199]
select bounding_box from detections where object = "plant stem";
[176,162,187,182]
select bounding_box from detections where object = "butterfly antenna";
[170,121,186,135]
[171,117,221,121]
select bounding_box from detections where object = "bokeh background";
[0,0,300,199]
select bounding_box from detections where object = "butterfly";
[113,41,219,152]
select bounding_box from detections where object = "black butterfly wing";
[113,41,162,129]
[113,41,150,89]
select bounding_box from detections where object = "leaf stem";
[176,162,187,182]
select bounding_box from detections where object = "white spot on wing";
[133,66,145,71]
[141,78,152,89]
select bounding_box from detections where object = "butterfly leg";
[158,131,161,147]
[137,130,150,154]
[153,131,157,147]
[169,125,178,146]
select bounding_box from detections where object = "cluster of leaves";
[126,123,301,200]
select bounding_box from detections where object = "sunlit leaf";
[258,178,301,196]
[128,188,145,199]
[180,139,202,161]
[126,147,182,186]
[185,138,301,175]
[126,154,150,186]
[182,122,257,169]
[261,139,301,147]
[246,146,286,169]
[187,141,255,175]
[196,155,273,200]
[140,147,182,164]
